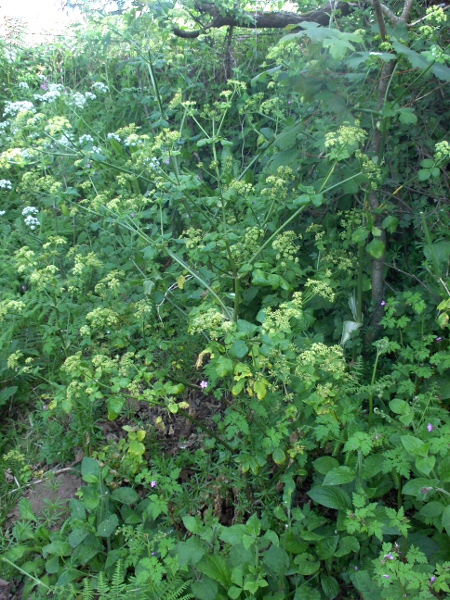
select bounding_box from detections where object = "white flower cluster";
[107,133,121,142]
[68,91,96,110]
[0,121,9,131]
[143,157,160,170]
[0,179,12,189]
[18,82,29,90]
[3,101,36,117]
[92,82,108,93]
[124,135,144,148]
[34,84,65,105]
[79,134,94,145]
[0,210,6,216]
[22,206,39,216]
[22,206,40,230]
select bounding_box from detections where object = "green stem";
[0,557,50,590]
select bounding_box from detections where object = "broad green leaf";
[307,486,352,510]
[416,455,435,476]
[97,513,119,537]
[294,553,320,575]
[323,466,355,486]
[246,513,261,537]
[197,554,231,588]
[317,536,339,560]
[335,536,360,557]
[107,396,124,420]
[175,537,207,566]
[262,544,289,575]
[366,238,385,259]
[442,505,450,535]
[111,487,139,505]
[321,575,340,600]
[215,356,234,377]
[42,541,72,558]
[402,478,438,497]
[313,456,339,475]
[419,501,445,518]
[230,340,249,359]
[272,447,286,465]
[401,435,427,457]
[81,457,100,482]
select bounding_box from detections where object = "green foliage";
[0,0,450,598]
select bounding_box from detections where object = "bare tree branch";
[173,2,354,38]
[363,0,401,26]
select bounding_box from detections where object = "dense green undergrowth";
[1,1,450,598]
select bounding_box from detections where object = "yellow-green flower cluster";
[272,230,299,262]
[72,252,103,276]
[305,278,335,302]
[182,228,204,249]
[325,122,367,160]
[435,141,450,162]
[355,151,383,190]
[0,299,26,320]
[295,343,346,381]
[85,307,120,329]
[261,167,295,201]
[95,270,125,295]
[29,264,59,289]
[189,307,228,340]
[231,227,264,262]
[425,5,447,24]
[262,294,303,335]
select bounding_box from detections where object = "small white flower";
[79,134,94,145]
[0,179,12,190]
[92,82,108,93]
[18,82,29,90]
[3,101,35,117]
[22,206,39,216]
[24,215,40,228]
[0,210,6,216]
[107,133,121,142]
[84,92,96,101]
